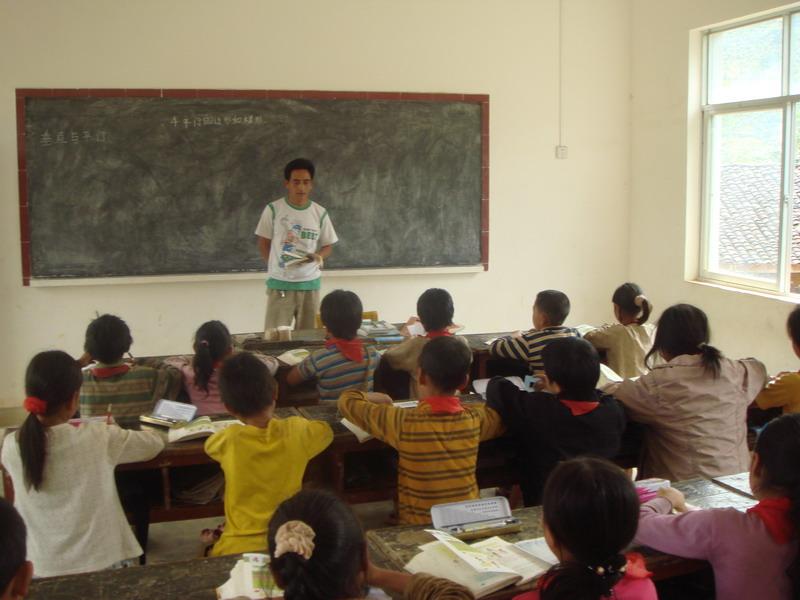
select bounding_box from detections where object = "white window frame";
[700,11,797,296]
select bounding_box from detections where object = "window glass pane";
[790,14,800,95]
[708,18,782,104]
[706,109,783,286]
[792,105,800,294]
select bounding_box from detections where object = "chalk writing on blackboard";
[40,130,108,146]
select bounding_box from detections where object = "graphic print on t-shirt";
[278,218,320,269]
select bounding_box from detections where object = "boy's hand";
[658,487,688,512]
[305,253,323,266]
[365,392,393,404]
[400,316,420,337]
[77,352,93,368]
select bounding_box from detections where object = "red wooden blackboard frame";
[15,88,489,285]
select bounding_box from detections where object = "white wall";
[630,0,800,374]
[0,0,632,407]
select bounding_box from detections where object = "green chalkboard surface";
[20,91,486,280]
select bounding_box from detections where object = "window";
[701,14,800,295]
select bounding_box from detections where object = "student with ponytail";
[605,303,767,480]
[165,320,278,415]
[584,283,655,378]
[637,413,800,599]
[1,351,164,577]
[268,489,474,600]
[514,457,656,600]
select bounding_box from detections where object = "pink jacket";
[637,497,796,600]
[609,354,766,480]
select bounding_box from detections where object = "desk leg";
[161,467,172,511]
[333,450,345,496]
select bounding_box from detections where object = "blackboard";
[17,89,488,283]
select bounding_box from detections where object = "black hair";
[540,457,640,600]
[535,290,571,326]
[419,336,472,392]
[0,498,26,595]
[416,288,455,332]
[284,158,315,180]
[788,305,800,348]
[645,304,722,377]
[192,320,231,394]
[612,282,652,325]
[17,351,82,491]
[84,314,132,364]
[268,489,366,600]
[218,352,275,418]
[755,414,800,599]
[542,338,600,401]
[320,290,362,340]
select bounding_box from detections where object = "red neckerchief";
[748,497,795,544]
[325,337,364,363]
[421,395,464,414]
[559,399,600,416]
[212,360,223,369]
[425,329,452,339]
[91,364,131,378]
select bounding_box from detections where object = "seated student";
[583,282,655,379]
[164,320,278,416]
[79,313,179,418]
[487,337,627,506]
[636,413,800,600]
[287,290,380,403]
[754,305,800,414]
[489,289,580,376]
[205,353,333,556]
[1,351,164,577]
[268,489,473,600]
[338,336,504,525]
[514,457,656,600]
[383,288,468,398]
[0,499,32,600]
[606,303,767,481]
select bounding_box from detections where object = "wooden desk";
[28,554,239,600]
[368,477,758,599]
[26,477,756,600]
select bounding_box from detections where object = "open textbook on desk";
[405,530,557,598]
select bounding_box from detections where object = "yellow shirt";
[338,390,504,524]
[755,371,800,414]
[205,416,333,556]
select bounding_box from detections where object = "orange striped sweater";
[338,390,504,524]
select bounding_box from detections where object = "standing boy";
[255,158,338,330]
[286,289,381,402]
[205,353,333,556]
[339,336,504,524]
[486,337,627,506]
[754,305,800,414]
[383,288,468,398]
[489,289,580,376]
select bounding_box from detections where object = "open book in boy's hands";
[167,416,241,443]
[404,530,550,598]
[280,250,312,267]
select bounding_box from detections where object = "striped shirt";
[297,346,380,402]
[489,326,580,375]
[338,390,504,524]
[80,362,179,418]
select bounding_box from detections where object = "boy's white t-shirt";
[254,197,338,284]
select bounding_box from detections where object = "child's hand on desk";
[659,487,690,512]
[365,392,393,404]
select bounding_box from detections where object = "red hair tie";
[23,396,47,415]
